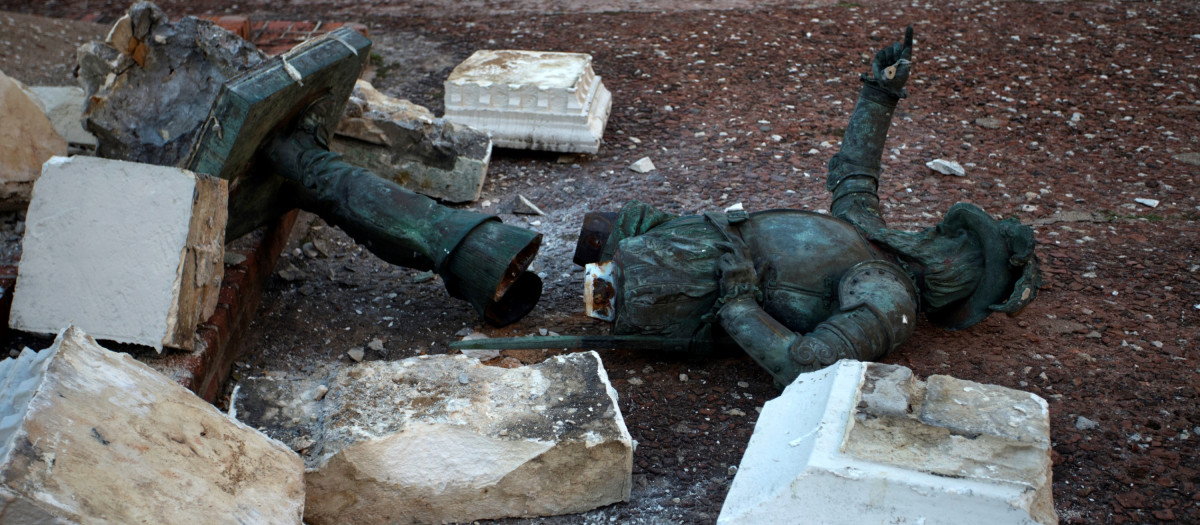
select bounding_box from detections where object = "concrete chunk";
[233,351,633,524]
[719,360,1056,525]
[444,50,612,154]
[0,70,68,211]
[10,156,228,351]
[0,326,305,523]
[332,80,492,203]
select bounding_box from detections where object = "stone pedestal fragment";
[233,351,633,524]
[0,70,68,211]
[28,86,97,149]
[444,50,612,154]
[9,156,228,351]
[0,326,305,524]
[719,360,1056,525]
[332,80,493,203]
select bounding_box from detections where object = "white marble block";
[719,360,1056,525]
[0,326,305,524]
[9,156,228,352]
[233,351,633,525]
[444,50,612,154]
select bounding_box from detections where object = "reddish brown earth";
[1,1,1198,523]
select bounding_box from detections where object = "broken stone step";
[233,351,633,524]
[719,360,1055,525]
[333,80,493,203]
[0,326,304,523]
[443,50,612,154]
[0,69,68,211]
[9,156,228,352]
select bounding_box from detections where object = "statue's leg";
[269,131,542,326]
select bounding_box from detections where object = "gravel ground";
[1,1,1198,523]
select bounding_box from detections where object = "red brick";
[205,15,252,40]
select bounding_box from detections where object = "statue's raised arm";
[826,27,913,235]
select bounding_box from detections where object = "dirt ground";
[1,0,1198,523]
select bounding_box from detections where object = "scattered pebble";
[926,158,965,177]
[367,338,385,352]
[1172,152,1200,166]
[301,242,319,258]
[1076,416,1100,431]
[629,157,656,173]
[310,385,328,401]
[1134,198,1160,208]
[347,348,365,362]
[679,373,688,382]
[628,377,645,386]
[975,117,1003,129]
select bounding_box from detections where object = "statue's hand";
[715,244,760,305]
[865,26,913,99]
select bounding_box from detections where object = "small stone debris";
[458,332,500,360]
[974,117,1003,129]
[347,348,365,362]
[302,241,320,258]
[1172,152,1200,166]
[1075,416,1100,431]
[1134,198,1160,208]
[514,194,546,215]
[926,158,965,177]
[679,373,689,382]
[277,263,303,282]
[367,338,385,352]
[629,156,656,173]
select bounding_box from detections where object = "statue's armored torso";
[610,209,888,342]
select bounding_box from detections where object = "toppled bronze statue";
[80,3,541,326]
[453,28,1041,386]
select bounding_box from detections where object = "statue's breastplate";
[742,211,884,333]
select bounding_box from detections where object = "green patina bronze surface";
[184,28,542,326]
[454,27,1041,385]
